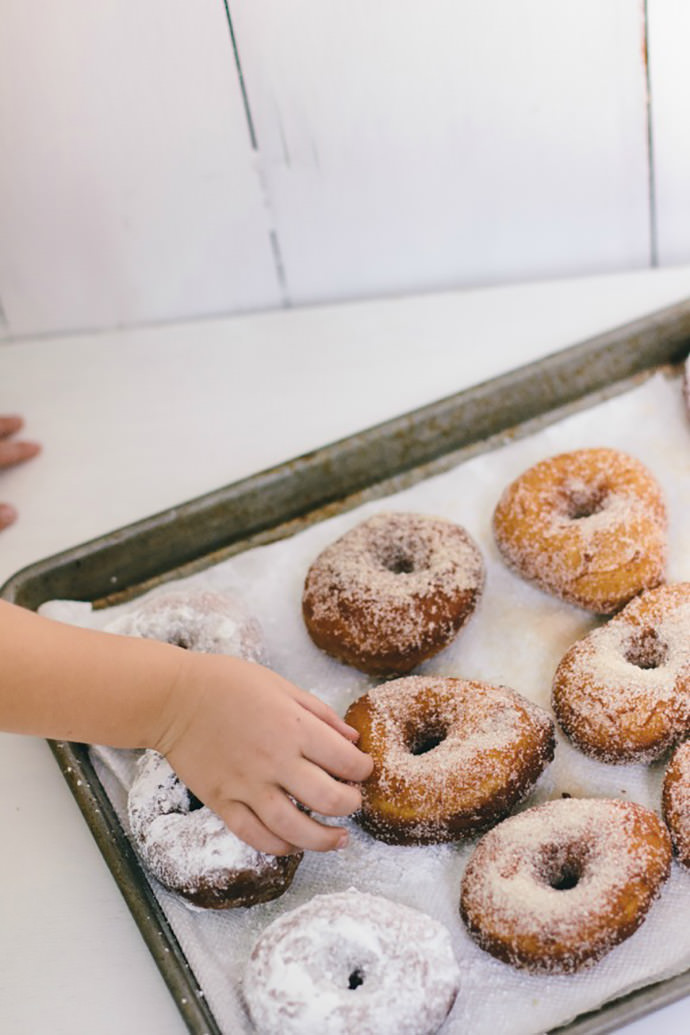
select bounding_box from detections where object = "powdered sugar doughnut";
[344,676,554,845]
[127,751,301,909]
[662,739,690,866]
[553,583,690,764]
[493,448,667,613]
[243,889,460,1035]
[302,512,485,675]
[460,797,671,974]
[106,587,265,662]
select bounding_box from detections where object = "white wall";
[0,0,687,340]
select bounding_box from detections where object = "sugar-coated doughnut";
[553,583,690,764]
[302,512,485,675]
[106,586,265,662]
[460,797,671,974]
[662,739,690,866]
[492,448,667,613]
[344,676,554,845]
[243,889,460,1035]
[127,751,301,909]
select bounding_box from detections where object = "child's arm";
[0,599,372,854]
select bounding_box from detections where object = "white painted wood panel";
[231,0,652,306]
[0,1,281,337]
[647,0,690,267]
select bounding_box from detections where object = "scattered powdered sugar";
[243,888,461,1035]
[105,587,266,662]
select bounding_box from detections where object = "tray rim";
[4,296,690,1035]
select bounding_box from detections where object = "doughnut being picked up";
[344,675,555,845]
[105,586,266,662]
[127,751,302,909]
[243,888,460,1035]
[553,583,690,764]
[302,511,485,675]
[460,797,672,974]
[492,447,667,613]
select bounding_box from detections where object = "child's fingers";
[284,760,362,819]
[257,788,349,853]
[0,439,41,469]
[0,415,23,438]
[303,718,374,783]
[219,799,297,857]
[0,503,17,530]
[288,684,360,742]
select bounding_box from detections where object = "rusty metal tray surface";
[4,297,690,1035]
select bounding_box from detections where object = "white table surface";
[2,266,690,1035]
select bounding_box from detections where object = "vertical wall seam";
[643,0,659,267]
[221,1,290,304]
[221,0,257,150]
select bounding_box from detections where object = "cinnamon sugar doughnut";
[662,739,690,866]
[460,797,671,974]
[553,583,690,764]
[302,512,485,675]
[105,587,265,662]
[492,448,667,613]
[243,889,460,1035]
[344,676,554,845]
[127,751,301,909]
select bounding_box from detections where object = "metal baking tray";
[4,297,690,1035]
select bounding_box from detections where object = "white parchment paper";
[41,370,690,1034]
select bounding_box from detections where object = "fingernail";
[336,832,349,850]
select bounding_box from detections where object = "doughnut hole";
[370,531,431,576]
[348,968,365,990]
[537,841,589,892]
[405,719,449,757]
[624,627,668,670]
[561,483,609,521]
[322,943,376,994]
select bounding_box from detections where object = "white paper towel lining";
[40,370,690,1034]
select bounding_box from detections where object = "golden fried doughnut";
[344,675,554,845]
[302,512,485,676]
[460,797,671,973]
[492,447,667,613]
[662,739,690,867]
[553,583,690,763]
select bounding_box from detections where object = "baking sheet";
[37,368,690,1035]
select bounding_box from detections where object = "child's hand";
[0,415,41,529]
[156,654,373,856]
